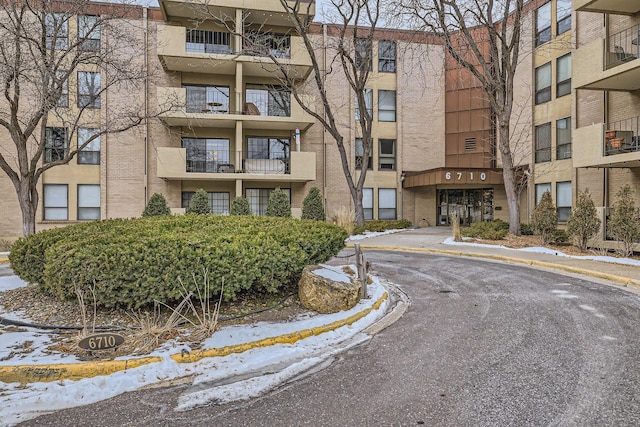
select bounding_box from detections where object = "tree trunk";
[499,122,521,236]
[17,180,37,236]
[353,186,365,227]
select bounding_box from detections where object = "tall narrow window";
[354,89,373,120]
[363,188,373,220]
[355,38,372,71]
[44,184,68,220]
[378,139,396,170]
[78,184,100,220]
[378,90,396,122]
[535,183,551,205]
[556,54,571,97]
[535,2,551,47]
[78,15,100,51]
[535,62,551,104]
[556,181,572,222]
[355,138,372,170]
[78,71,101,108]
[378,188,397,220]
[535,122,551,163]
[45,13,68,49]
[45,127,67,163]
[185,85,230,113]
[245,84,290,117]
[78,128,100,165]
[557,0,572,35]
[556,117,571,160]
[378,40,396,72]
[183,138,230,173]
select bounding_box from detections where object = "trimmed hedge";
[353,219,412,235]
[10,216,348,309]
[461,220,509,240]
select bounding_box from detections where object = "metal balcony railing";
[185,29,234,54]
[185,150,291,174]
[605,23,640,70]
[604,116,640,156]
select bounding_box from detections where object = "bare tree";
[393,0,527,235]
[0,0,156,236]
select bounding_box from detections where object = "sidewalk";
[347,227,640,287]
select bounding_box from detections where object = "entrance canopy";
[402,167,504,188]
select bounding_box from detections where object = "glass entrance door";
[437,189,494,226]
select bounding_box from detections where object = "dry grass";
[333,206,355,235]
[0,239,12,252]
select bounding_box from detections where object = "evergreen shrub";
[142,193,171,217]
[230,196,252,215]
[460,220,508,240]
[566,189,601,251]
[187,189,211,214]
[531,191,557,245]
[353,219,412,235]
[266,188,291,217]
[608,184,640,257]
[10,216,348,309]
[302,187,325,221]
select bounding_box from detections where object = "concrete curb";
[0,258,8,264]
[0,291,389,384]
[349,244,640,288]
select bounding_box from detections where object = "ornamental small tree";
[302,187,325,221]
[567,189,601,252]
[231,196,252,215]
[608,184,640,257]
[266,188,291,217]
[187,189,211,214]
[142,193,171,217]
[531,191,557,245]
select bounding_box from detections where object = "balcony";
[574,25,640,91]
[157,24,312,80]
[575,0,640,15]
[157,87,315,130]
[573,118,640,168]
[156,147,316,182]
[159,0,315,25]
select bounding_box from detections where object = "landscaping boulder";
[298,265,360,314]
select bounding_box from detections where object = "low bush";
[353,219,412,235]
[461,221,508,240]
[266,188,291,217]
[230,196,252,216]
[10,216,348,309]
[520,223,534,235]
[550,229,569,244]
[142,193,171,217]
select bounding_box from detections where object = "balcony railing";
[186,29,234,54]
[184,150,291,174]
[242,32,291,59]
[604,116,640,156]
[605,24,640,70]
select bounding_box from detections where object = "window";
[183,138,230,173]
[556,117,571,160]
[185,85,230,113]
[45,13,68,49]
[556,54,571,97]
[557,0,572,35]
[355,38,372,71]
[78,128,100,164]
[535,62,551,104]
[246,188,291,216]
[77,71,101,108]
[363,188,373,220]
[78,185,100,220]
[182,191,230,214]
[378,188,396,220]
[535,122,551,163]
[378,40,396,72]
[535,2,551,47]
[246,137,290,173]
[54,71,68,107]
[378,139,396,170]
[556,181,572,222]
[355,89,373,120]
[535,183,551,205]
[245,84,290,117]
[244,32,291,58]
[78,15,100,51]
[355,138,372,170]
[45,127,67,163]
[378,90,396,122]
[44,184,68,220]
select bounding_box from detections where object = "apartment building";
[571,0,640,248]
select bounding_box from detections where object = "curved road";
[22,251,640,426]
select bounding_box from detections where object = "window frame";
[245,84,290,117]
[535,122,552,163]
[45,13,68,50]
[556,53,571,98]
[181,191,230,214]
[378,40,396,73]
[77,128,101,165]
[355,88,373,121]
[77,184,101,220]
[378,90,396,122]
[182,138,231,173]
[535,183,551,205]
[246,188,291,216]
[535,62,552,105]
[556,117,571,160]
[355,38,372,71]
[355,138,373,170]
[556,181,572,222]
[556,0,572,35]
[535,2,552,47]
[45,127,68,163]
[43,184,68,220]
[378,188,397,220]
[77,71,101,108]
[378,139,396,171]
[363,188,373,220]
[185,85,230,114]
[78,15,100,51]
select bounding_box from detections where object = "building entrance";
[437,189,494,226]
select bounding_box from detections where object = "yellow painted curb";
[171,291,389,364]
[348,244,640,288]
[0,356,162,384]
[0,257,8,263]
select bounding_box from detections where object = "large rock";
[298,265,361,314]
